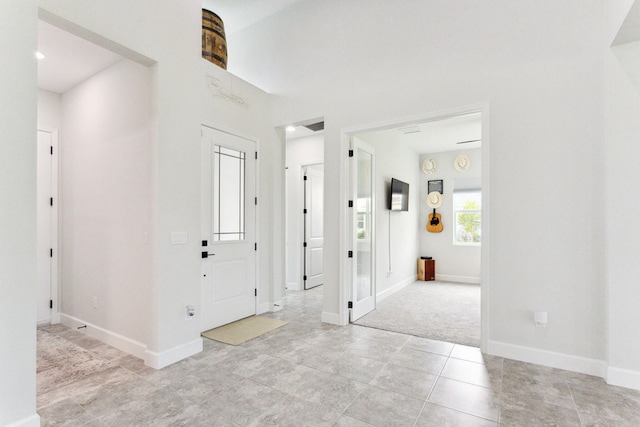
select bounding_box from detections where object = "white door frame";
[338,103,491,351]
[37,127,60,325]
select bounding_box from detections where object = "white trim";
[257,302,270,314]
[436,274,481,284]
[480,103,491,353]
[286,281,301,291]
[37,127,60,327]
[321,311,344,325]
[4,414,40,427]
[60,313,147,360]
[376,275,416,302]
[607,366,640,391]
[487,340,607,378]
[339,132,350,325]
[145,338,203,370]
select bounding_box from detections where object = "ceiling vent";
[398,126,421,134]
[304,121,324,132]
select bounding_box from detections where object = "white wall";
[605,0,640,389]
[200,60,283,312]
[229,0,610,374]
[285,134,324,290]
[419,149,481,283]
[354,132,420,297]
[38,89,62,129]
[60,59,153,348]
[0,1,39,425]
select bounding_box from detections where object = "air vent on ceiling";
[304,121,324,132]
[398,126,421,134]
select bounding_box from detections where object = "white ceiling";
[38,20,122,94]
[357,113,482,154]
[202,0,302,36]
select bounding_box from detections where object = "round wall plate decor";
[454,153,471,172]
[422,158,437,174]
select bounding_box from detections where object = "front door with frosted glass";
[201,126,256,330]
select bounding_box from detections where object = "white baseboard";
[4,414,40,427]
[607,366,640,391]
[321,311,344,325]
[436,274,481,284]
[60,313,203,370]
[376,275,416,302]
[51,311,60,324]
[60,313,147,360]
[286,281,301,291]
[145,338,203,370]
[487,340,607,378]
[258,300,286,314]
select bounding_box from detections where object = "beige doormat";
[201,316,288,346]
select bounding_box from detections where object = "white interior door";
[201,126,256,331]
[37,129,57,325]
[350,138,376,321]
[304,166,324,289]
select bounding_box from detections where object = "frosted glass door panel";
[213,145,245,241]
[356,149,373,302]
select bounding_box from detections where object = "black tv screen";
[389,178,409,211]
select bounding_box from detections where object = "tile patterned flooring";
[37,287,640,426]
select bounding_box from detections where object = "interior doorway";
[343,108,488,348]
[36,16,155,361]
[284,120,325,292]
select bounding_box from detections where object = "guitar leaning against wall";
[427,208,443,233]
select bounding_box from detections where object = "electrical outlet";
[186,305,195,320]
[92,297,98,309]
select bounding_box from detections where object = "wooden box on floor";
[417,259,435,281]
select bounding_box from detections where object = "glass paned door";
[201,126,256,330]
[351,137,375,321]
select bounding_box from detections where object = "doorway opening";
[284,119,325,293]
[36,16,155,360]
[343,107,489,349]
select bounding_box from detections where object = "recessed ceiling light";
[285,126,296,132]
[35,51,45,60]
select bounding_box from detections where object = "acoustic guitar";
[427,208,443,233]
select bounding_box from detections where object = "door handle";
[201,252,215,258]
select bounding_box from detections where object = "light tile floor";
[37,287,640,426]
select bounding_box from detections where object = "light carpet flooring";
[37,286,640,426]
[354,280,480,347]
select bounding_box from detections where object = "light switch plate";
[171,231,188,245]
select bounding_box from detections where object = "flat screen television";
[389,178,409,211]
